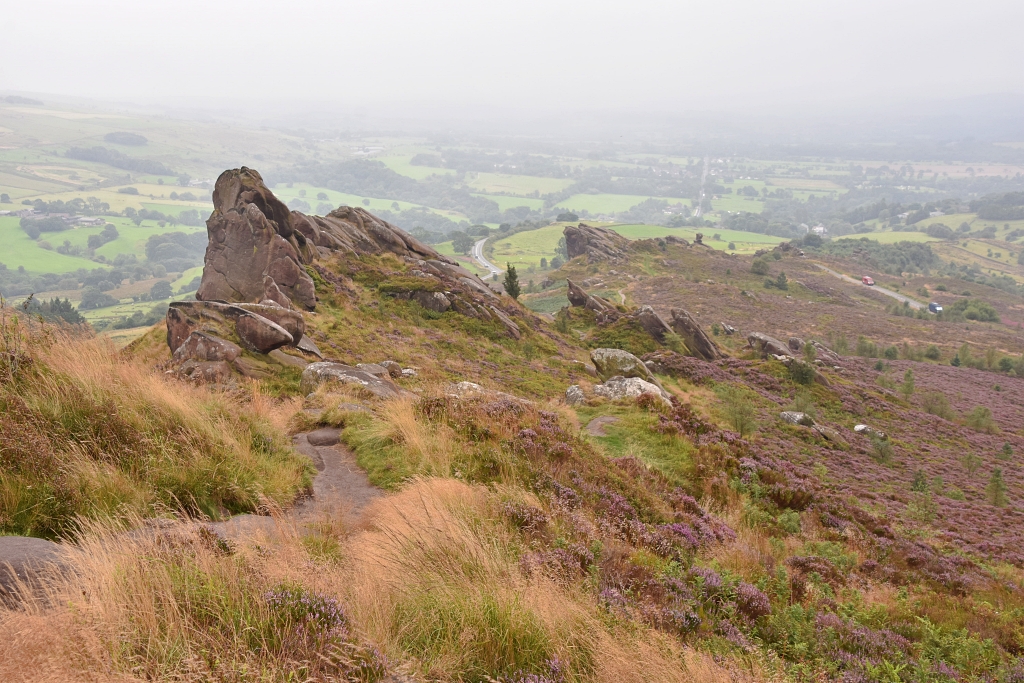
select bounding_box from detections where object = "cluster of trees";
[145,231,207,272]
[809,238,940,275]
[971,192,1024,220]
[87,223,119,250]
[103,132,147,146]
[22,296,86,324]
[411,150,572,177]
[66,146,174,176]
[123,206,205,226]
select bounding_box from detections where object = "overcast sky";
[2,0,1022,115]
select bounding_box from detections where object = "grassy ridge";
[0,319,312,538]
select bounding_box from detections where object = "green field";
[271,183,465,220]
[465,173,574,196]
[0,215,205,274]
[490,222,787,269]
[707,195,765,214]
[554,193,690,215]
[836,230,941,244]
[433,240,489,276]
[471,193,545,211]
[377,154,455,181]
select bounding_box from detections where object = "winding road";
[472,237,502,280]
[815,264,923,310]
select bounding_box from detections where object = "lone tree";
[503,263,521,300]
[987,468,1008,507]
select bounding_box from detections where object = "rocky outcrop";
[747,332,794,358]
[566,279,620,323]
[300,362,406,399]
[668,308,722,361]
[636,306,673,343]
[171,331,241,363]
[0,536,67,606]
[166,301,297,356]
[565,384,585,406]
[593,376,670,406]
[564,224,630,262]
[197,168,317,310]
[591,348,657,383]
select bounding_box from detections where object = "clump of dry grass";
[0,480,737,683]
[0,326,311,538]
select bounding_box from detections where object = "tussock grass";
[0,325,312,538]
[0,481,734,683]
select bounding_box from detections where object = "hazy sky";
[2,0,1022,113]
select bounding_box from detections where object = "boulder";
[234,303,305,343]
[721,323,737,335]
[669,308,723,361]
[0,536,67,606]
[747,332,794,358]
[197,167,317,310]
[488,305,522,339]
[306,427,342,446]
[593,376,670,406]
[563,224,631,262]
[780,411,815,426]
[565,384,586,406]
[412,290,451,313]
[635,305,673,343]
[447,381,528,404]
[178,359,234,383]
[355,363,390,379]
[854,424,887,440]
[300,362,404,399]
[788,337,805,352]
[235,312,294,353]
[379,360,403,378]
[172,331,241,363]
[813,425,849,447]
[591,348,656,383]
[296,335,323,358]
[566,279,619,318]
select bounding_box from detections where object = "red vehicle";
[861,276,875,286]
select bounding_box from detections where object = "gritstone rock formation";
[668,308,723,361]
[168,167,523,382]
[563,224,631,262]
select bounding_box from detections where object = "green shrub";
[924,345,941,360]
[788,360,816,386]
[965,406,998,434]
[750,258,770,275]
[719,385,758,438]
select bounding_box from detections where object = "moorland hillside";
[1,168,1024,683]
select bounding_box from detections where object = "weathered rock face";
[593,376,670,406]
[171,331,241,363]
[197,167,467,313]
[166,301,296,355]
[669,308,723,361]
[591,348,656,383]
[300,362,405,399]
[565,384,585,406]
[636,305,673,343]
[566,279,620,321]
[747,332,794,358]
[563,224,630,262]
[198,168,317,310]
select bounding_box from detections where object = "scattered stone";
[379,360,403,378]
[568,360,598,377]
[593,376,670,406]
[300,362,405,399]
[747,332,794,358]
[565,384,585,406]
[788,337,805,352]
[400,368,418,378]
[854,424,887,440]
[813,425,849,447]
[721,323,736,335]
[306,427,342,447]
[488,305,522,339]
[669,308,723,360]
[780,411,815,426]
[591,348,656,383]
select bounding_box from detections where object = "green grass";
[377,154,455,180]
[270,183,465,220]
[0,216,108,273]
[708,194,765,214]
